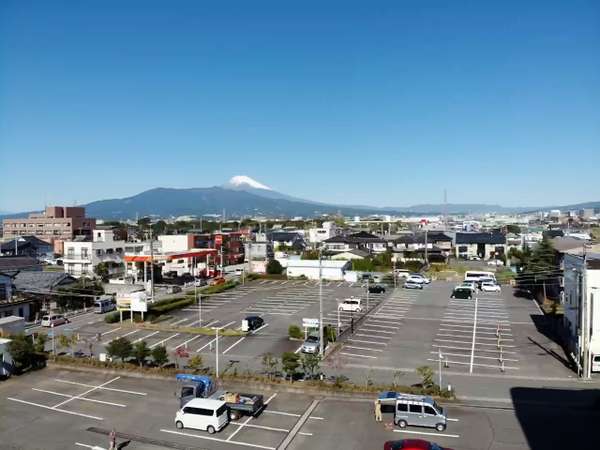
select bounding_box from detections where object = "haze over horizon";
[1,0,599,211]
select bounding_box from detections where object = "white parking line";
[355,333,390,340]
[340,352,377,359]
[132,331,159,343]
[360,328,395,334]
[74,444,100,449]
[348,339,387,346]
[430,351,519,362]
[175,335,203,350]
[171,318,190,326]
[7,397,103,420]
[294,345,303,354]
[393,429,460,438]
[427,357,518,370]
[32,388,127,407]
[101,327,121,336]
[251,323,269,334]
[362,323,397,329]
[149,333,180,349]
[54,379,147,396]
[223,337,246,355]
[196,337,217,352]
[469,297,478,374]
[110,329,140,342]
[344,345,384,352]
[52,376,121,409]
[161,429,275,450]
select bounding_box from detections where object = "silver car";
[301,336,320,354]
[393,394,448,431]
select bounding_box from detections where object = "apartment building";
[2,206,96,254]
[62,229,125,278]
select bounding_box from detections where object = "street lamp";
[212,326,223,379]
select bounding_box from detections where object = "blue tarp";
[176,374,214,396]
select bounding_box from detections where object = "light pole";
[438,349,444,388]
[319,248,324,356]
[366,277,370,311]
[213,326,222,379]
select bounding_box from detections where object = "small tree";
[288,324,303,340]
[57,334,76,356]
[7,334,35,373]
[392,370,404,388]
[133,341,151,367]
[416,365,435,390]
[301,353,321,379]
[106,337,133,362]
[188,355,203,372]
[152,345,169,367]
[261,353,279,380]
[266,259,283,275]
[33,333,48,354]
[94,262,110,282]
[281,352,300,382]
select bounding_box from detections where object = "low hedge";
[132,322,245,336]
[200,280,238,295]
[51,356,455,399]
[149,297,194,314]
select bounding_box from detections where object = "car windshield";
[306,336,318,343]
[42,316,49,320]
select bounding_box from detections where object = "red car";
[384,440,453,450]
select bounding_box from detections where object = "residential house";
[0,236,53,258]
[286,259,351,281]
[0,256,42,273]
[322,231,387,254]
[392,232,452,263]
[308,221,341,244]
[268,232,306,252]
[62,229,126,278]
[455,232,507,260]
[330,249,369,261]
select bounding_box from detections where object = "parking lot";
[32,278,576,383]
[2,367,598,450]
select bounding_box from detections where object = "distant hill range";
[2,176,599,220]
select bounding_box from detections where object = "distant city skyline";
[1,0,599,211]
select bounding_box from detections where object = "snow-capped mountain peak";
[227,175,272,191]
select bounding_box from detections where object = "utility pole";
[366,277,370,311]
[319,248,324,356]
[582,247,590,379]
[149,228,155,303]
[214,327,221,379]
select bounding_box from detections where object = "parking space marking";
[348,339,388,346]
[427,357,518,370]
[7,397,104,420]
[433,344,517,354]
[74,444,100,449]
[55,379,147,396]
[110,329,140,341]
[344,345,384,352]
[149,333,180,349]
[340,352,377,359]
[251,323,269,334]
[175,335,203,349]
[223,337,246,354]
[52,376,121,409]
[430,351,519,362]
[196,337,217,352]
[393,429,460,439]
[362,323,397,329]
[101,327,121,336]
[161,429,276,450]
[360,328,395,334]
[132,331,159,343]
[171,318,190,326]
[31,388,127,407]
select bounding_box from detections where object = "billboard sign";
[117,291,147,312]
[302,318,319,328]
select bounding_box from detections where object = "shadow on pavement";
[511,387,600,450]
[528,314,574,370]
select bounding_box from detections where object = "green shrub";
[288,324,303,339]
[104,311,121,323]
[201,280,238,295]
[266,260,283,275]
[149,298,194,314]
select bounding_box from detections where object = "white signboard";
[302,318,319,328]
[130,292,148,313]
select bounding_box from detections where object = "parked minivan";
[175,398,229,434]
[338,298,363,312]
[41,314,68,327]
[393,394,448,432]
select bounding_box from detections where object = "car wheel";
[397,419,407,428]
[436,423,446,432]
[207,425,216,434]
[175,421,184,429]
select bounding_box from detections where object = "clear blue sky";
[1,0,599,212]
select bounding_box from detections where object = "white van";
[338,298,363,313]
[175,398,229,434]
[41,314,68,327]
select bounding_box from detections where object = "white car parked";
[406,274,430,284]
[338,298,363,313]
[487,259,504,266]
[481,282,501,292]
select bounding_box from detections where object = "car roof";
[183,398,226,408]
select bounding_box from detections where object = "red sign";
[214,235,223,246]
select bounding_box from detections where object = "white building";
[158,235,190,253]
[286,259,351,281]
[308,221,340,244]
[63,229,126,278]
[562,252,600,378]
